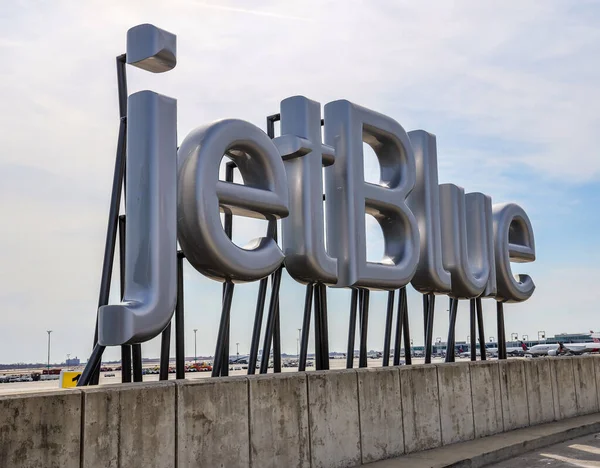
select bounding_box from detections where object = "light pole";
[297,328,301,359]
[236,342,240,358]
[538,331,546,342]
[511,333,518,341]
[193,329,198,364]
[489,336,495,343]
[67,354,71,367]
[46,330,52,372]
[522,334,528,342]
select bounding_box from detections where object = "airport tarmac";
[0,356,454,395]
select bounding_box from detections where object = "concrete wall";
[2,356,600,468]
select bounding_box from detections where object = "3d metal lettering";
[492,203,536,302]
[408,130,497,299]
[324,100,421,290]
[126,24,177,73]
[81,23,538,385]
[439,185,491,298]
[177,119,290,282]
[98,90,178,346]
[481,194,497,298]
[99,92,537,346]
[274,96,338,285]
[406,130,452,294]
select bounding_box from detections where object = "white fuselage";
[527,344,560,356]
[563,342,600,354]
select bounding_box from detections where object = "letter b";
[323,100,420,289]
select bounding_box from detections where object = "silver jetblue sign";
[98,24,535,347]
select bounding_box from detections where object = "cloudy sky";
[1,0,599,364]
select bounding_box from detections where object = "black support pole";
[423,294,429,344]
[318,284,330,370]
[220,314,230,377]
[220,283,230,378]
[299,284,313,371]
[248,278,268,375]
[132,344,143,382]
[497,301,507,360]
[445,298,458,363]
[393,289,403,366]
[424,293,435,364]
[77,344,106,387]
[272,295,282,373]
[476,298,486,361]
[347,288,358,369]
[401,288,412,365]
[383,290,395,366]
[260,268,283,374]
[118,214,132,383]
[264,116,283,374]
[159,323,171,381]
[314,283,323,370]
[220,164,236,378]
[359,289,370,368]
[175,253,185,379]
[213,281,235,376]
[90,55,128,386]
[121,345,132,384]
[470,299,477,361]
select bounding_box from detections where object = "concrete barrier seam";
[247,376,252,468]
[468,363,477,439]
[547,358,558,422]
[496,362,505,432]
[571,358,579,416]
[397,366,405,456]
[117,388,122,467]
[304,373,313,468]
[356,370,364,465]
[589,357,596,413]
[79,391,85,468]
[523,360,532,427]
[435,366,443,446]
[174,381,179,468]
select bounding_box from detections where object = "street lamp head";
[126,24,176,73]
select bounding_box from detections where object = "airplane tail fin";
[521,341,528,351]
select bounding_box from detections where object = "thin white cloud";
[190,1,314,22]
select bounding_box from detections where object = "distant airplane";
[561,342,600,355]
[229,355,250,364]
[462,332,600,358]
[526,343,560,356]
[527,335,600,356]
[487,341,529,357]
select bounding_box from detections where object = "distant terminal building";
[66,356,80,367]
[403,332,594,356]
[546,333,594,344]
